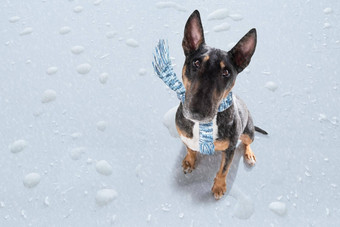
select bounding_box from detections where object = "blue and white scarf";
[152,40,233,155]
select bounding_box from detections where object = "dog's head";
[181,10,257,123]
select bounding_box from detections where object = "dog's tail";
[255,126,268,135]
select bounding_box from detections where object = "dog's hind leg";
[240,134,256,166]
[240,114,256,166]
[182,146,197,174]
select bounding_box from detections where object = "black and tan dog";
[175,10,267,199]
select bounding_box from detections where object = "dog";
[175,10,267,199]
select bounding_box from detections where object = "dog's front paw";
[182,155,196,174]
[244,148,256,166]
[211,178,227,200]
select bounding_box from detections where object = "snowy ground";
[1,0,340,226]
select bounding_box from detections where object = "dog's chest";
[180,116,218,152]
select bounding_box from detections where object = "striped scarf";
[153,40,233,155]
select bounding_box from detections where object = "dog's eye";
[222,68,230,78]
[193,59,201,68]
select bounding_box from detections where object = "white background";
[1,0,340,226]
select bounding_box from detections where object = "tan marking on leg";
[240,134,256,165]
[212,152,231,199]
[240,134,253,145]
[217,152,226,174]
[214,139,230,151]
[182,146,197,174]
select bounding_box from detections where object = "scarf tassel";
[199,142,215,155]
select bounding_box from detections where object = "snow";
[231,188,254,219]
[71,132,82,139]
[46,66,58,75]
[76,63,92,74]
[41,89,57,103]
[44,197,50,207]
[95,160,113,176]
[73,6,83,13]
[96,120,108,131]
[105,31,117,39]
[146,214,152,222]
[207,9,229,20]
[23,173,41,188]
[99,72,109,84]
[8,16,20,23]
[1,1,340,226]
[138,68,147,76]
[93,0,102,6]
[9,139,28,154]
[95,189,118,206]
[59,26,71,35]
[324,22,331,29]
[323,7,333,14]
[125,38,139,47]
[268,201,287,216]
[70,147,86,160]
[229,13,244,21]
[264,81,278,91]
[155,2,186,12]
[162,105,180,138]
[213,23,231,32]
[19,27,33,36]
[71,45,85,54]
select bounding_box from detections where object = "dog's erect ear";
[229,28,257,73]
[182,10,205,55]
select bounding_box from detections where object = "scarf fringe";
[199,142,215,155]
